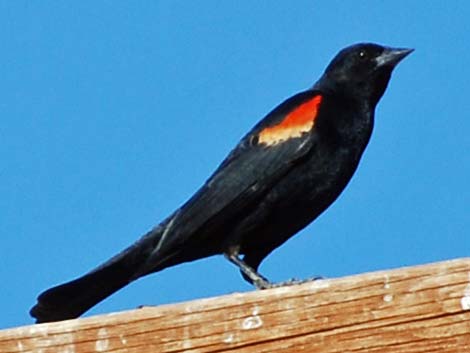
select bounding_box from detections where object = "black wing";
[140,90,323,270]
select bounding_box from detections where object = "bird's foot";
[259,276,323,289]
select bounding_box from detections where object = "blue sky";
[1,2,469,328]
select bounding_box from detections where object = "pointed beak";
[376,47,414,67]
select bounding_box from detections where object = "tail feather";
[30,263,133,323]
[30,226,166,323]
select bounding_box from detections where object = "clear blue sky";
[1,2,469,328]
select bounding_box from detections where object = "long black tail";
[30,226,165,323]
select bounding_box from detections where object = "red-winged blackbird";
[30,43,412,323]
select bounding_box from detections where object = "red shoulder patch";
[259,95,323,146]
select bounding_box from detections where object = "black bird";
[31,43,412,323]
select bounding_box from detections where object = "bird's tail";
[30,226,166,323]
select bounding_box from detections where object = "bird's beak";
[376,47,414,67]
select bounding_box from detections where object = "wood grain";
[2,258,470,352]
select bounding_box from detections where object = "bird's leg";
[224,253,272,289]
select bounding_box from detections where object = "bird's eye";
[358,50,367,60]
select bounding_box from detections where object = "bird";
[30,43,412,323]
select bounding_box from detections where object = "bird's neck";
[316,90,375,151]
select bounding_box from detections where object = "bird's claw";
[257,276,323,289]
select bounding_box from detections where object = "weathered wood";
[2,258,470,352]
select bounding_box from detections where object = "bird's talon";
[254,279,274,289]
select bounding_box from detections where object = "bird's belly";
[235,147,361,253]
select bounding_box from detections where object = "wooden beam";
[2,258,470,352]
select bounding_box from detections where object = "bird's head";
[315,43,413,107]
